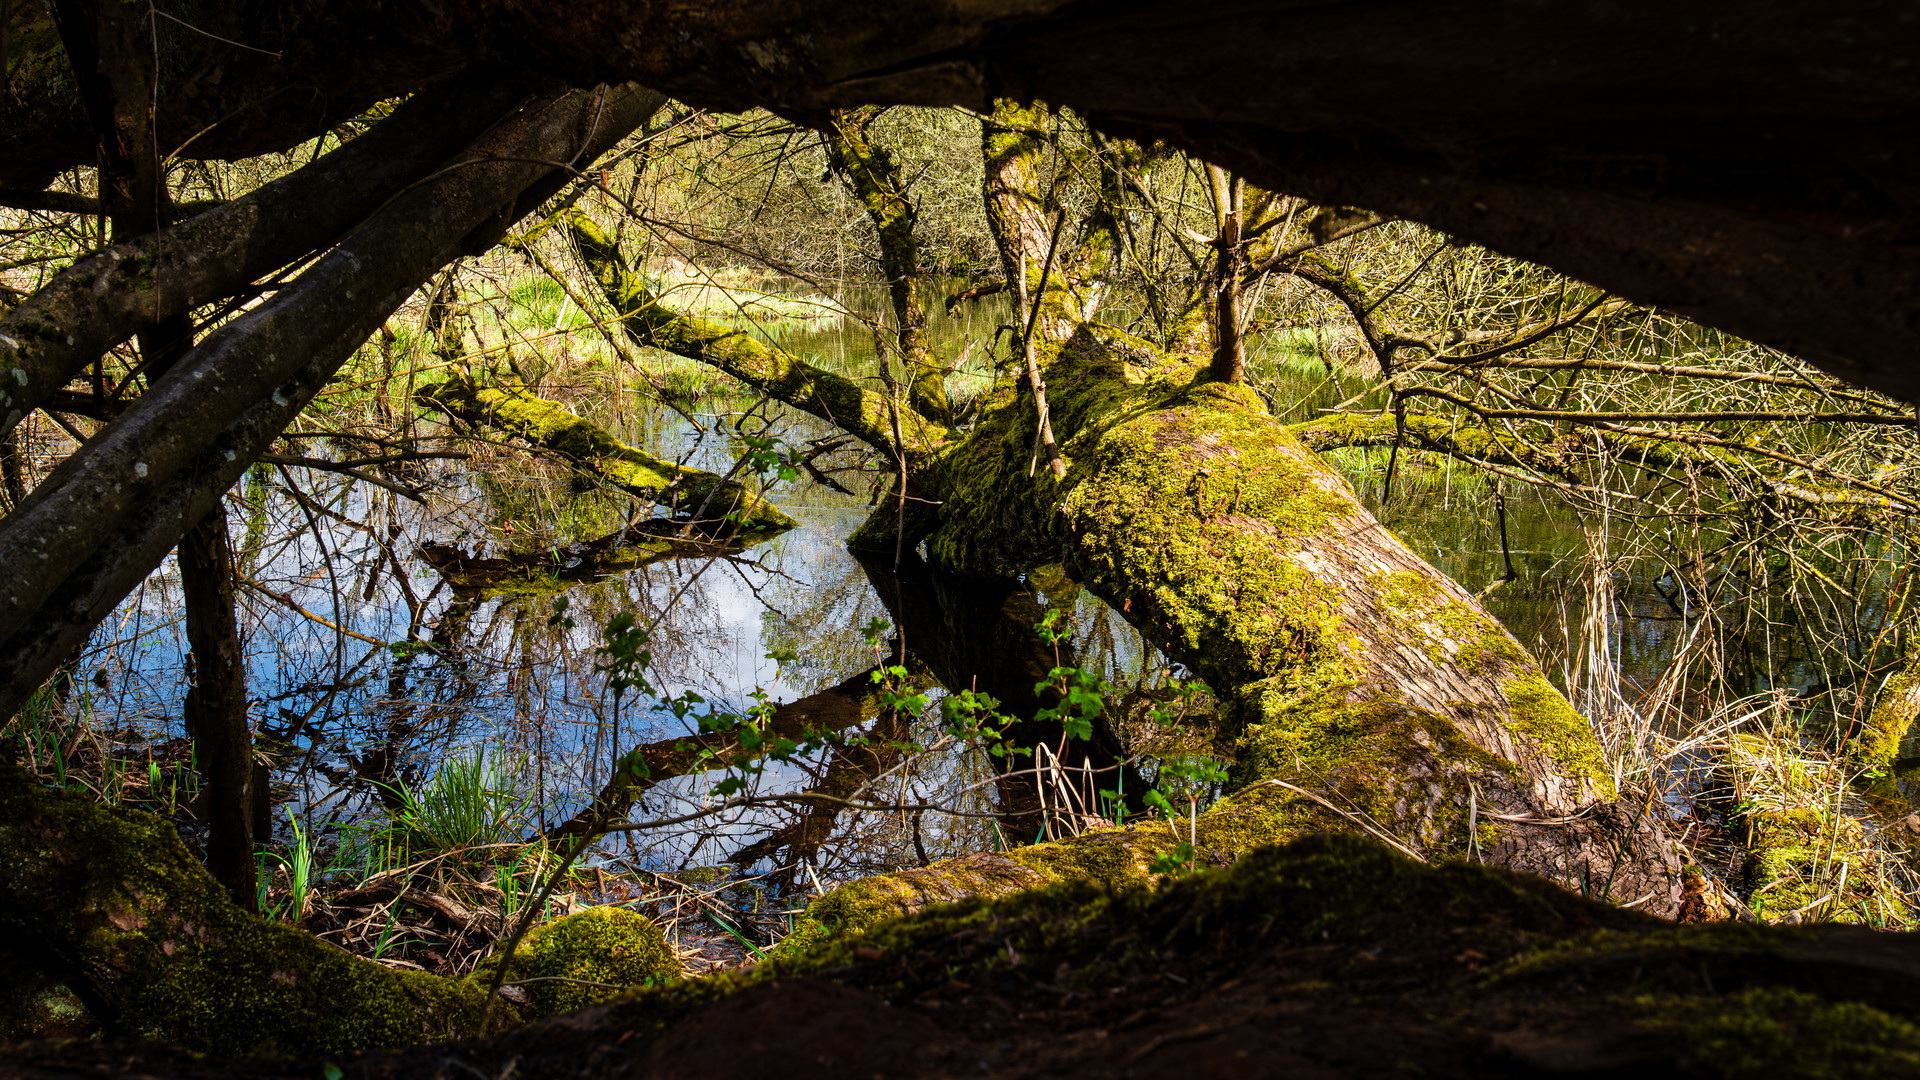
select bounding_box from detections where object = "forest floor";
[9,834,1920,1079]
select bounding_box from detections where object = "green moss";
[563,210,951,460]
[482,907,678,1016]
[1233,690,1519,851]
[1645,987,1920,1079]
[420,378,793,530]
[775,852,1056,958]
[1856,670,1918,767]
[1501,674,1617,800]
[127,253,157,292]
[1371,568,1531,672]
[0,773,490,1057]
[1009,828,1161,888]
[1046,372,1359,702]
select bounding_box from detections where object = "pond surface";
[65,281,1888,948]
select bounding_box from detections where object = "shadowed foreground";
[9,834,1920,1079]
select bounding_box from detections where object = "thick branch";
[0,67,542,440]
[0,85,661,722]
[562,209,950,460]
[418,377,795,531]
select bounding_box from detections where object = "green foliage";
[363,747,533,866]
[259,809,316,922]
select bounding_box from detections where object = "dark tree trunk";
[177,512,255,909]
[56,0,264,908]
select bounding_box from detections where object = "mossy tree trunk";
[615,102,1686,917]
[418,377,795,533]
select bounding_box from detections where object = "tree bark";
[811,107,951,424]
[177,513,255,910]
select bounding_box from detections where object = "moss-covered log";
[0,762,680,1053]
[564,211,951,462]
[418,377,794,532]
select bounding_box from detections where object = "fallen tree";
[3,7,1916,1072]
[580,103,1686,917]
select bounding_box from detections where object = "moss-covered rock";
[483,906,679,1016]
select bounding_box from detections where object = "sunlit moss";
[479,906,679,1016]
[1501,673,1617,800]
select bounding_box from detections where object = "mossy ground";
[0,773,683,1057]
[0,770,492,1058]
[50,833,1896,1080]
